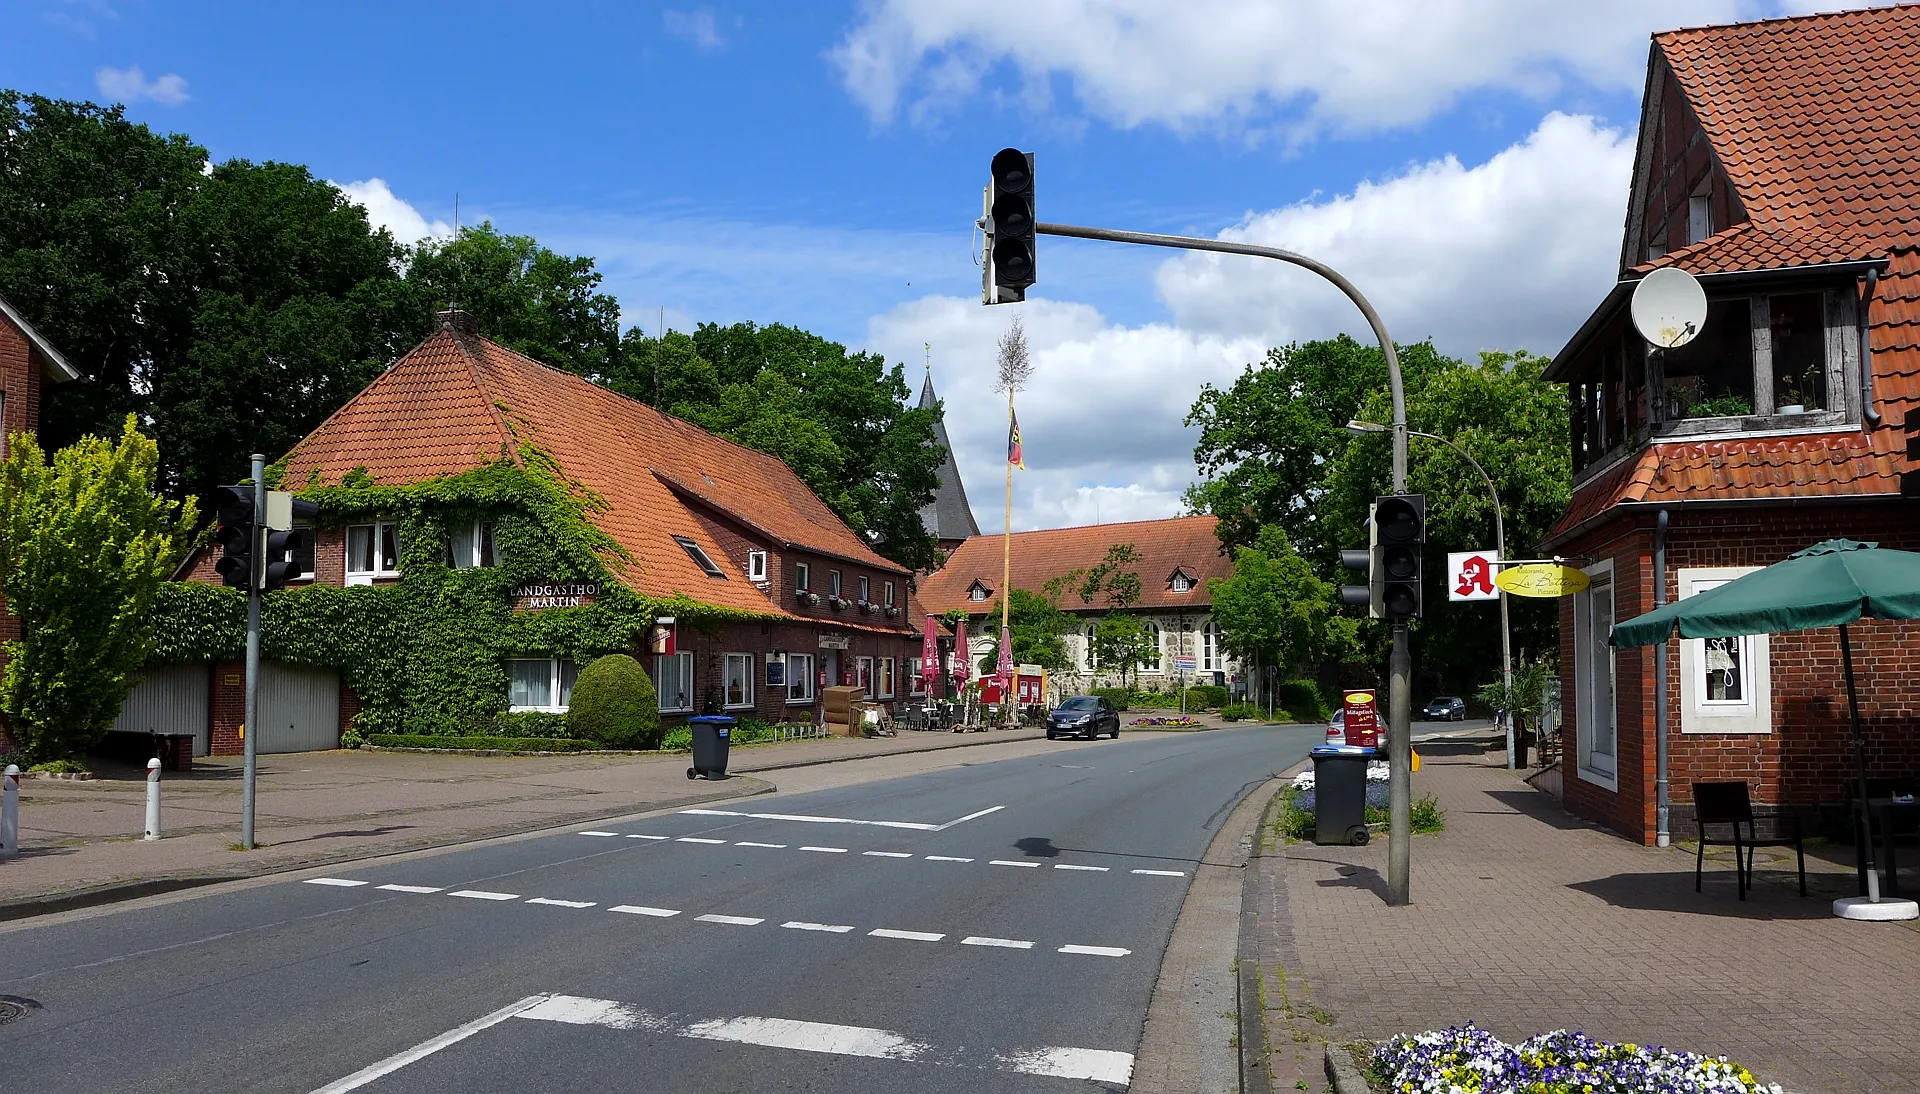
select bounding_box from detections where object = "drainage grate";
[0,997,37,1025]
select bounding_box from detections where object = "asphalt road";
[0,724,1317,1093]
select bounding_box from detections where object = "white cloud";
[1156,111,1634,355]
[332,178,452,244]
[663,7,726,52]
[832,0,1753,135]
[867,295,1264,531]
[95,65,190,107]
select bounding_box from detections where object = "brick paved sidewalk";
[0,726,1066,914]
[1252,744,1920,1094]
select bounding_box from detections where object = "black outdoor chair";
[1693,781,1806,899]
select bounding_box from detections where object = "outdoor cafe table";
[1852,797,1920,897]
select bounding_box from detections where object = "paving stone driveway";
[1269,746,1919,1094]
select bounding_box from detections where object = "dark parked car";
[1046,695,1121,740]
[1422,696,1467,721]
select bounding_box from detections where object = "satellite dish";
[1630,267,1707,349]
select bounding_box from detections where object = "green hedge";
[1277,679,1328,723]
[1090,686,1131,711]
[491,711,574,738]
[366,733,601,752]
[1183,684,1229,709]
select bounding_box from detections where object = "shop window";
[1770,293,1827,412]
[655,651,695,713]
[346,521,400,585]
[674,536,726,578]
[507,657,578,712]
[787,653,815,704]
[877,657,895,699]
[1571,562,1617,789]
[748,550,768,583]
[1677,569,1772,734]
[795,562,810,591]
[450,522,497,568]
[724,652,755,709]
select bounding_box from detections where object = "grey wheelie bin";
[687,715,735,780]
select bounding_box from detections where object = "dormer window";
[967,581,991,602]
[1687,190,1713,245]
[1168,569,1195,594]
[674,536,726,578]
[748,550,768,583]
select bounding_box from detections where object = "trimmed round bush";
[566,654,661,748]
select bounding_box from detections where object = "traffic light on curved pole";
[1373,494,1425,620]
[213,485,255,590]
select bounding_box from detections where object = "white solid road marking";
[1058,945,1132,957]
[304,878,368,887]
[997,1045,1136,1084]
[307,994,550,1094]
[608,905,680,917]
[679,804,1005,832]
[526,897,596,909]
[625,834,669,840]
[694,914,764,926]
[376,884,443,894]
[862,850,912,858]
[516,995,663,1030]
[989,859,1041,868]
[449,890,519,901]
[1132,869,1186,877]
[800,845,848,853]
[577,831,618,837]
[924,855,973,862]
[960,936,1034,950]
[869,928,945,942]
[1054,864,1108,872]
[683,1015,928,1060]
[781,921,855,933]
[735,841,787,849]
[676,837,727,845]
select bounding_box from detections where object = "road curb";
[1322,1043,1371,1094]
[1237,780,1289,1094]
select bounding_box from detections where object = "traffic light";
[261,498,320,591]
[213,485,256,590]
[982,147,1035,304]
[1373,494,1426,620]
[1339,546,1373,613]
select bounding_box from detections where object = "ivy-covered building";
[160,310,929,754]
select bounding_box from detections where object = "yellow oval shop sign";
[1495,564,1591,598]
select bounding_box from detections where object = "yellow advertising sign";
[1495,564,1591,598]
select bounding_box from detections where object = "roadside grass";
[1273,784,1445,843]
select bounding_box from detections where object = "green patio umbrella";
[1612,539,1920,917]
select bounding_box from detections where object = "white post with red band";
[144,758,162,841]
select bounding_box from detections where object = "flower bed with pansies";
[1370,1025,1781,1094]
[1129,716,1202,728]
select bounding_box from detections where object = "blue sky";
[2,0,1852,529]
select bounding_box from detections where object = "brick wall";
[211,659,246,756]
[0,313,50,754]
[654,620,923,727]
[1558,500,1920,842]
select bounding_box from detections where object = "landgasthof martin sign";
[511,581,600,610]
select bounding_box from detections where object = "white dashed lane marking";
[781,921,855,933]
[1058,945,1131,957]
[586,831,1185,878]
[960,936,1034,950]
[608,905,679,917]
[869,929,944,942]
[449,890,519,901]
[305,878,368,887]
[694,914,764,926]
[527,897,596,909]
[377,884,443,893]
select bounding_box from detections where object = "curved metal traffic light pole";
[1034,220,1414,906]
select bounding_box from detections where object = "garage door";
[111,663,211,756]
[258,662,341,754]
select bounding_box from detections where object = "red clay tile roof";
[279,325,909,619]
[1631,221,1875,277]
[918,515,1229,616]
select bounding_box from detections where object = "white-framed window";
[787,653,815,704]
[830,570,843,596]
[1677,568,1772,734]
[795,562,811,591]
[1140,621,1164,674]
[969,582,989,602]
[1200,621,1221,672]
[346,521,400,585]
[748,550,768,583]
[877,657,895,699]
[450,522,497,568]
[856,655,874,696]
[858,575,871,603]
[908,657,925,695]
[884,581,895,607]
[655,651,695,713]
[1169,570,1193,593]
[1571,560,1618,790]
[506,657,578,712]
[724,652,755,709]
[1688,188,1713,244]
[1082,625,1099,671]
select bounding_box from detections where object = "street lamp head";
[1345,419,1387,436]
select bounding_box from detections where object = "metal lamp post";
[1347,421,1514,768]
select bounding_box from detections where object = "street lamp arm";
[1037,221,1407,492]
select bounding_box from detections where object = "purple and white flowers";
[1372,1025,1783,1093]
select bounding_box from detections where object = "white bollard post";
[144,757,162,841]
[1,763,18,856]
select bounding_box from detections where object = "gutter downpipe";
[1862,267,1882,426]
[1654,508,1671,848]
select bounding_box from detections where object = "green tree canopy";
[974,588,1075,676]
[1207,526,1357,675]
[1090,613,1159,690]
[0,417,197,760]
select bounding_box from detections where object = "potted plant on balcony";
[795,589,820,607]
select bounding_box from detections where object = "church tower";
[918,360,980,558]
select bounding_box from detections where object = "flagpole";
[1002,386,1014,726]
